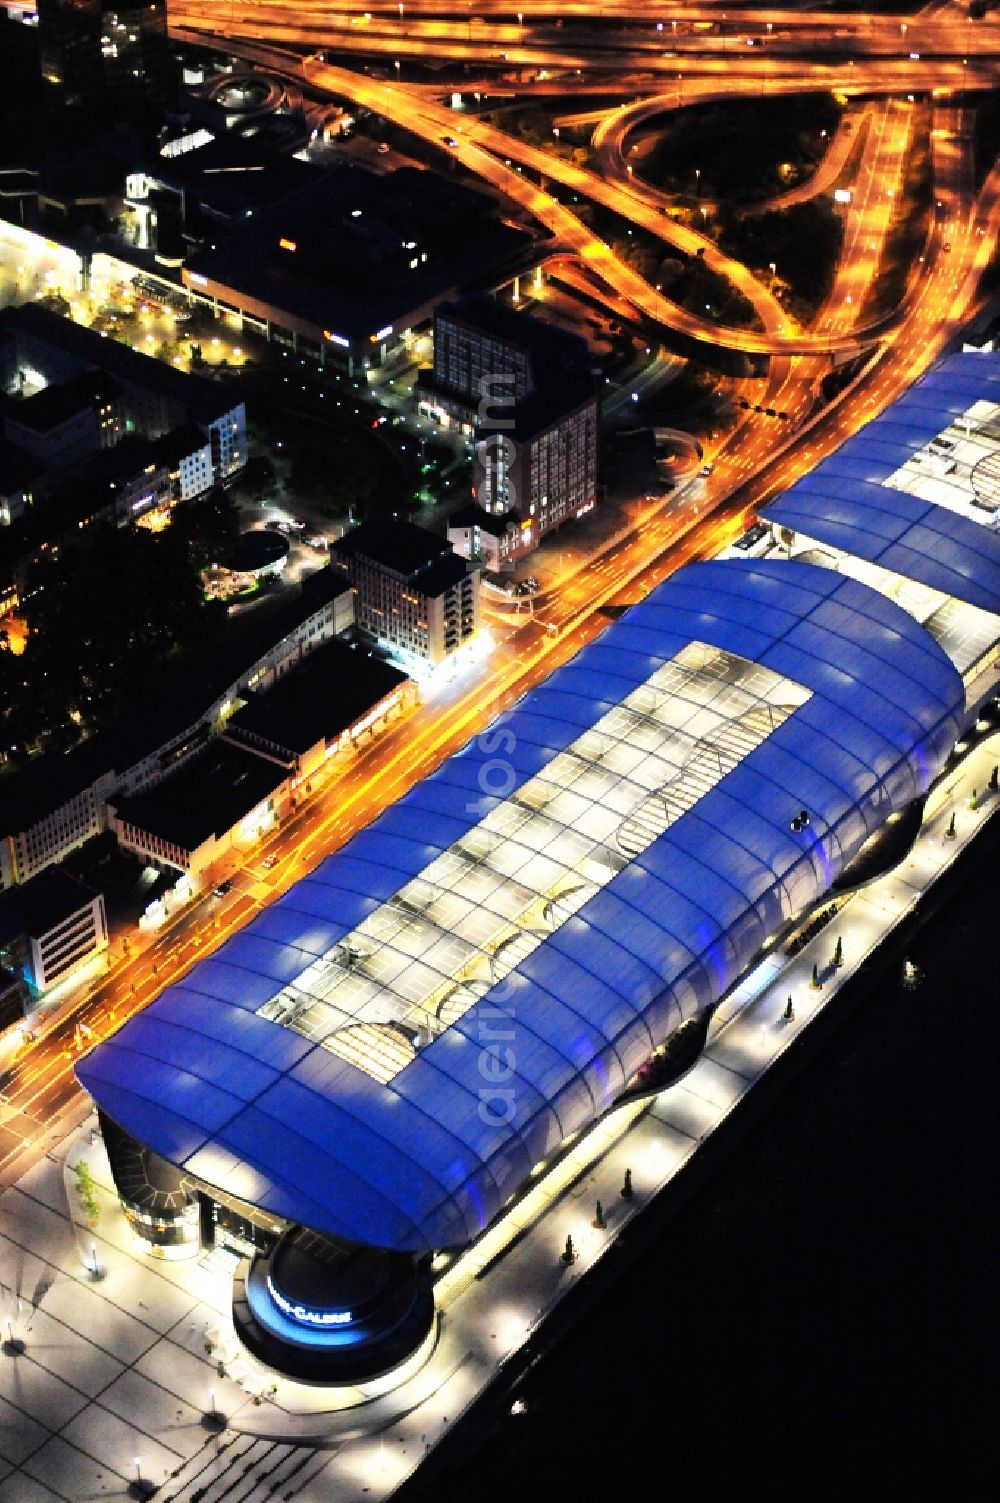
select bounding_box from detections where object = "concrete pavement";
[1,716,996,1502]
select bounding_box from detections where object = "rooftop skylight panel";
[255,645,810,1081]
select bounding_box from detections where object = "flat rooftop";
[0,304,239,426]
[146,132,322,219]
[448,502,520,537]
[0,865,98,943]
[184,166,537,342]
[113,741,287,853]
[0,566,349,834]
[333,517,460,583]
[256,641,812,1085]
[7,371,120,434]
[434,295,598,428]
[230,637,409,756]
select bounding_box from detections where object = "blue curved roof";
[77,560,964,1252]
[766,350,1000,615]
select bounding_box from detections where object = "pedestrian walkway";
[0,730,997,1502]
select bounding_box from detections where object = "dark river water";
[406,820,999,1503]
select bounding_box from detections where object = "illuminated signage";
[350,690,400,740]
[267,1276,352,1326]
[189,272,208,286]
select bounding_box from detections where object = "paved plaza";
[0,723,997,1502]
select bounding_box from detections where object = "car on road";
[442,136,458,148]
[377,142,390,153]
[260,854,279,870]
[733,522,771,554]
[212,879,233,897]
[943,241,952,252]
[700,462,714,477]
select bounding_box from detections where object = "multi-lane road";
[3,3,1000,1188]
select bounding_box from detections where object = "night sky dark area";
[408,825,999,1503]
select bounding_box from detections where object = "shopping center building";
[76,351,1000,1384]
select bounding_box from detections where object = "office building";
[0,864,107,994]
[179,167,536,375]
[445,502,523,572]
[154,423,214,503]
[37,0,102,105]
[0,567,353,889]
[0,303,246,486]
[110,741,290,880]
[99,0,169,106]
[225,637,415,784]
[0,444,45,527]
[331,518,478,669]
[418,298,535,427]
[420,299,599,566]
[3,371,124,474]
[37,0,169,109]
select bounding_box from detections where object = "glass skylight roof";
[884,395,1000,521]
[257,642,810,1083]
[793,547,999,678]
[76,560,966,1252]
[765,352,1000,620]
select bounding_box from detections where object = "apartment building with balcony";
[331,518,478,670]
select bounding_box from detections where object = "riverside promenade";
[1,722,997,1503]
